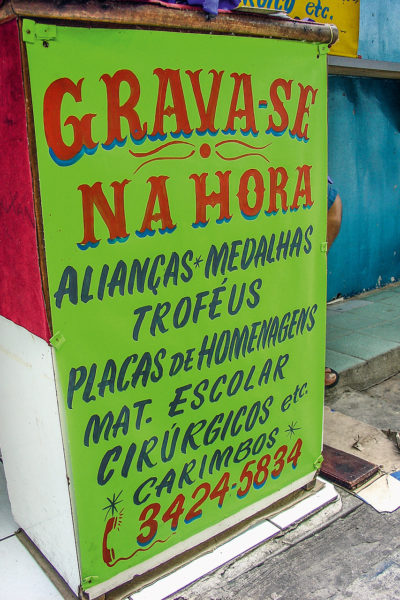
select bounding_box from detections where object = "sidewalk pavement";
[171,284,400,600]
[2,284,400,600]
[326,282,400,392]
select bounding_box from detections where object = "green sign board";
[26,23,327,592]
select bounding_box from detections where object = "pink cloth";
[0,19,50,341]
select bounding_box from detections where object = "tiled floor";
[0,460,64,599]
[326,283,400,373]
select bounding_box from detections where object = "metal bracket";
[82,576,99,585]
[22,19,57,44]
[318,44,329,58]
[50,331,65,350]
[313,454,324,470]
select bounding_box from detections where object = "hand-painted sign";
[238,0,360,58]
[25,23,327,593]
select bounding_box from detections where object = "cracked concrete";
[166,372,400,600]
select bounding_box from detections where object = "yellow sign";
[238,0,360,58]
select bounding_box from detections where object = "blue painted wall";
[327,1,400,299]
[327,76,400,300]
[359,0,400,62]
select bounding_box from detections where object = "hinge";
[50,331,65,350]
[23,19,57,44]
[82,576,99,585]
[318,43,329,58]
[320,241,328,253]
[313,454,324,470]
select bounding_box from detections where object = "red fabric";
[0,20,50,341]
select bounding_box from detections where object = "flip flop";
[325,367,339,389]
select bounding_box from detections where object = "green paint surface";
[26,24,327,590]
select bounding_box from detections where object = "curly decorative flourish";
[106,533,175,567]
[215,140,271,163]
[130,140,195,174]
[216,151,270,164]
[132,151,195,175]
[215,140,271,150]
[129,140,194,158]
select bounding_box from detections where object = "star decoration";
[285,421,301,438]
[103,491,123,520]
[194,256,203,268]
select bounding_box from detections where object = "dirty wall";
[327,0,400,299]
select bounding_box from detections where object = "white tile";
[0,317,80,591]
[268,479,339,529]
[126,482,339,599]
[128,520,279,600]
[0,536,64,599]
[0,461,17,540]
[212,521,279,563]
[357,474,400,512]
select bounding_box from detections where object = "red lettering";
[151,69,191,137]
[291,165,313,209]
[186,69,223,133]
[290,84,318,140]
[77,179,130,247]
[101,70,147,146]
[267,78,292,134]
[225,73,257,133]
[237,169,265,218]
[190,171,232,225]
[267,167,288,213]
[43,78,97,162]
[138,176,176,234]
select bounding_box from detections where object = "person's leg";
[325,193,342,388]
[325,367,339,388]
[327,194,342,251]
